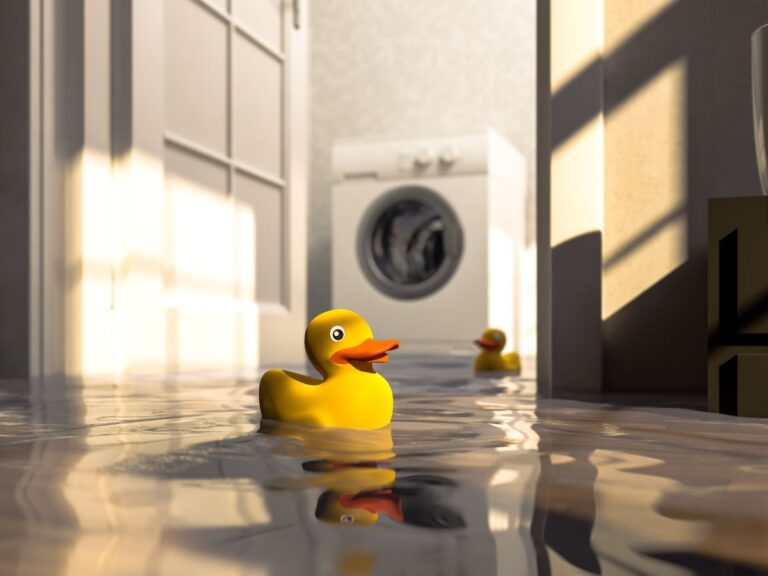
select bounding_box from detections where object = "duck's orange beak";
[331,338,400,366]
[339,489,404,522]
[474,338,497,350]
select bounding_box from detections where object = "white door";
[37,0,308,377]
[119,0,308,373]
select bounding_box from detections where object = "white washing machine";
[331,130,526,355]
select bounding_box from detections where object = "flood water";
[1,357,767,575]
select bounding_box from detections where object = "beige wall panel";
[604,0,677,53]
[603,59,687,319]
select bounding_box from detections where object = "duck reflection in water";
[260,420,466,530]
[310,464,466,529]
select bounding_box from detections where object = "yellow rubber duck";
[259,309,399,429]
[473,328,521,374]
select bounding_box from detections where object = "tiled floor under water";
[1,357,767,575]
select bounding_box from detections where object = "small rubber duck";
[473,328,521,375]
[259,309,399,429]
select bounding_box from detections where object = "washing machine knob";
[414,147,435,168]
[439,145,460,166]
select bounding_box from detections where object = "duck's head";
[474,328,506,352]
[306,309,399,376]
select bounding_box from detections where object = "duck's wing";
[501,352,521,371]
[281,370,323,385]
[259,369,327,424]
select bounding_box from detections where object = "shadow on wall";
[552,0,768,394]
[552,232,602,392]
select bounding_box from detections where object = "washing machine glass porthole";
[358,186,463,300]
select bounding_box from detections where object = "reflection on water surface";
[1,357,767,575]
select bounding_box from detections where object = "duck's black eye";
[330,326,345,342]
[340,514,354,524]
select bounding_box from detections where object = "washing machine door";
[357,186,463,300]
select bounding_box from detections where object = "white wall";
[309,0,537,318]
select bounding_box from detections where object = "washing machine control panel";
[398,145,460,174]
[332,131,512,181]
[438,145,460,166]
[414,147,435,168]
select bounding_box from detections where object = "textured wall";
[543,0,768,394]
[601,0,768,393]
[309,0,537,319]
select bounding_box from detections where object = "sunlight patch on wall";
[165,159,236,372]
[70,147,259,378]
[603,58,688,319]
[551,114,605,247]
[551,0,604,93]
[550,0,604,249]
[69,148,118,376]
[164,147,259,373]
[234,201,259,371]
[118,150,166,374]
[605,0,678,54]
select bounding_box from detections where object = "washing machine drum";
[358,186,463,300]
